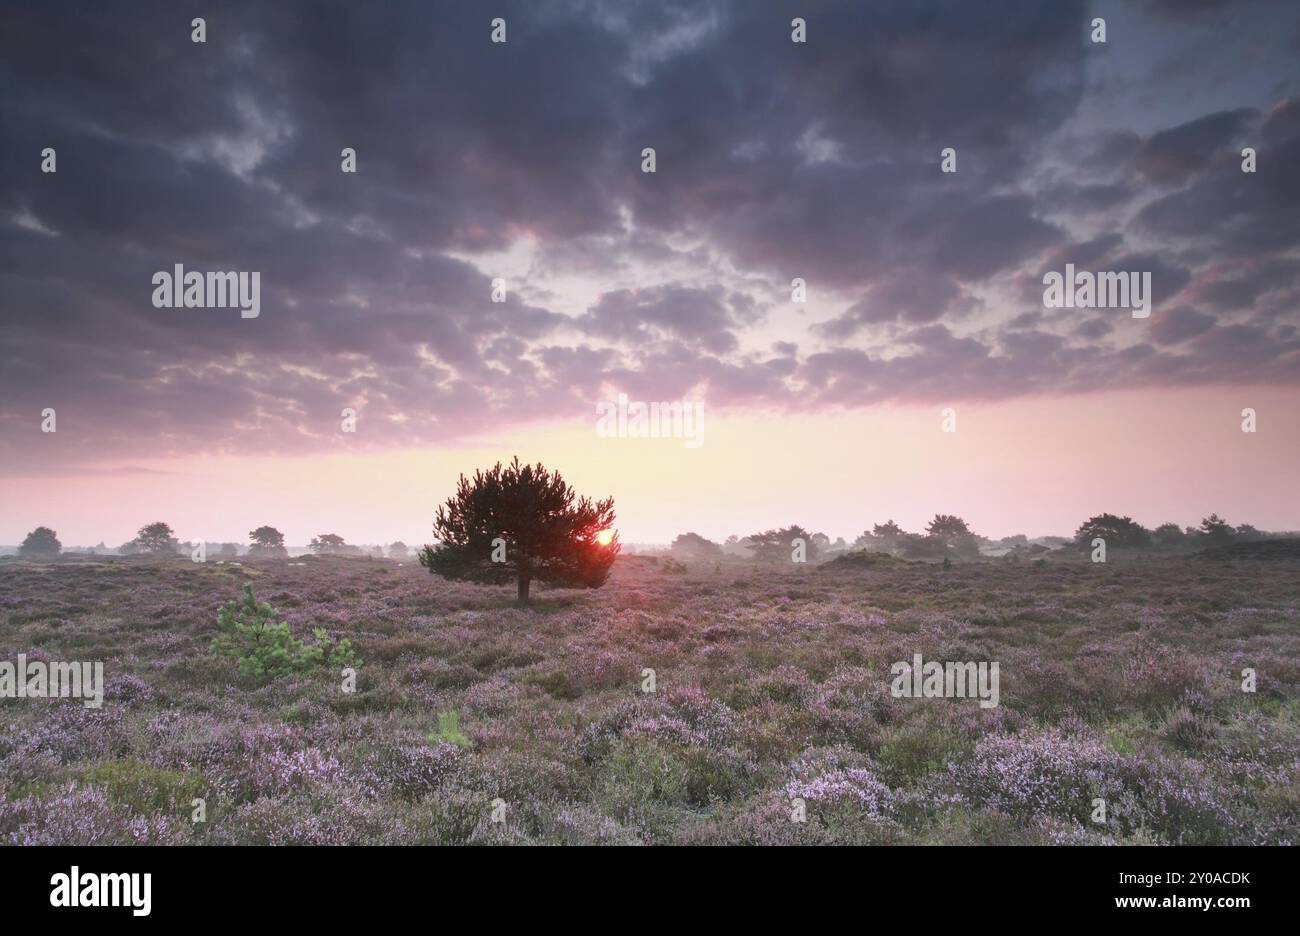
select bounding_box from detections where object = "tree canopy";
[131,521,180,556]
[310,533,348,554]
[1073,513,1151,549]
[249,525,288,557]
[19,526,61,557]
[418,457,618,605]
[745,525,818,563]
[926,514,972,541]
[1199,513,1234,543]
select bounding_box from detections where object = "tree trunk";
[516,573,531,606]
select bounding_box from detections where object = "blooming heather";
[0,554,1294,844]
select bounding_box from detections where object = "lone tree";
[388,541,410,560]
[19,526,61,557]
[418,457,618,606]
[131,521,180,556]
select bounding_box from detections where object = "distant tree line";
[668,515,983,562]
[664,511,1287,564]
[1072,513,1263,551]
[9,507,1287,568]
[13,521,410,561]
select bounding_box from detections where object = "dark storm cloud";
[1134,102,1300,255]
[1139,0,1248,17]
[1041,234,1127,273]
[1075,131,1143,176]
[1134,108,1257,185]
[0,0,1297,471]
[1075,317,1114,341]
[1150,306,1217,344]
[579,285,753,354]
[615,0,1089,290]
[1040,181,1136,217]
[815,271,962,337]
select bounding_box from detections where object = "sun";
[596,529,615,546]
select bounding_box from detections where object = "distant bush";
[1199,538,1300,561]
[310,533,360,555]
[669,532,722,559]
[248,526,288,558]
[819,550,899,571]
[211,585,359,678]
[18,526,61,558]
[897,533,948,560]
[1198,513,1234,544]
[1073,513,1151,550]
[745,525,818,562]
[127,521,181,556]
[1153,522,1186,547]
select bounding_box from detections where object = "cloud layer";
[1,0,1297,472]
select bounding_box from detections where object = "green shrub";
[81,760,207,815]
[600,739,689,809]
[875,722,969,786]
[427,711,472,748]
[212,584,360,678]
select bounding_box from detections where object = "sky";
[1,0,1298,547]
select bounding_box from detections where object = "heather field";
[1,553,1296,846]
